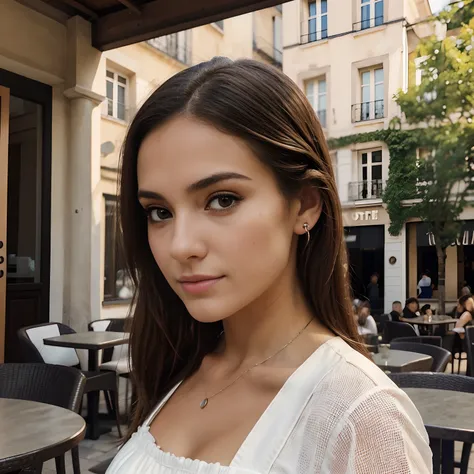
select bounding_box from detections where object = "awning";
[36,0,287,50]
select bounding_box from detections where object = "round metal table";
[372,349,433,372]
[0,398,86,473]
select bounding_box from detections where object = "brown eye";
[207,194,241,211]
[148,207,172,222]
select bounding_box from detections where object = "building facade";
[283,0,435,312]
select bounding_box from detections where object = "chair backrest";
[383,321,417,343]
[389,371,474,393]
[18,323,80,367]
[372,314,390,334]
[0,363,86,413]
[392,336,442,347]
[89,318,129,363]
[389,341,451,372]
[465,327,474,375]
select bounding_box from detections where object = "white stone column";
[384,224,406,313]
[63,16,105,333]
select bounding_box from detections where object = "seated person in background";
[453,295,474,338]
[390,301,403,322]
[354,300,378,336]
[420,304,432,318]
[403,297,420,319]
[417,271,433,299]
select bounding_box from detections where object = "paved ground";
[41,359,474,474]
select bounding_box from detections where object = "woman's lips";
[179,276,224,295]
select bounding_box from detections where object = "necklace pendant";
[200,398,209,409]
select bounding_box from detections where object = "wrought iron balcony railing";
[352,100,385,123]
[253,37,282,68]
[352,16,384,31]
[348,180,384,201]
[147,35,191,65]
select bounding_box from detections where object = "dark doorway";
[0,69,52,362]
[345,225,385,314]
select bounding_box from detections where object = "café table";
[400,315,458,335]
[372,349,433,372]
[403,388,474,474]
[43,331,129,440]
[0,398,85,474]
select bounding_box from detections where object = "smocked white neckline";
[140,337,341,472]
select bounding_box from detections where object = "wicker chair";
[389,341,451,372]
[389,372,474,474]
[391,336,442,347]
[17,322,122,439]
[0,363,86,474]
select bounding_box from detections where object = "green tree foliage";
[392,0,474,312]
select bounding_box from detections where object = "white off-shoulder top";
[106,337,432,474]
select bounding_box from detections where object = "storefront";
[343,206,406,314]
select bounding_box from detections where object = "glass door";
[0,86,10,363]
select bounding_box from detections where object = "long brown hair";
[119,57,366,438]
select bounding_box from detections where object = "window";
[360,150,383,199]
[360,0,384,30]
[273,16,283,63]
[356,67,384,121]
[147,32,189,64]
[307,0,328,43]
[415,56,437,102]
[213,20,224,30]
[106,70,127,121]
[104,196,134,301]
[305,78,327,127]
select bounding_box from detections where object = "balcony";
[353,16,384,32]
[147,35,191,65]
[300,21,328,45]
[348,180,384,201]
[253,37,282,68]
[352,100,385,123]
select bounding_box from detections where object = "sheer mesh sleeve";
[323,387,433,474]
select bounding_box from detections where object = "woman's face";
[137,116,303,323]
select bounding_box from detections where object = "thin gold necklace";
[199,318,312,409]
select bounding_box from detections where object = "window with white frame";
[360,150,383,199]
[307,0,328,43]
[360,0,384,30]
[357,67,384,122]
[305,78,327,127]
[273,15,283,63]
[147,32,189,64]
[106,70,127,121]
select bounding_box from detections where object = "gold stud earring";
[303,223,310,245]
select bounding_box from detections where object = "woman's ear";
[293,185,322,236]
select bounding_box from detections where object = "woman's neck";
[217,271,325,366]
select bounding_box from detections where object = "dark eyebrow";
[137,172,251,201]
[187,172,251,193]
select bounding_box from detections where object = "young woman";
[107,58,431,473]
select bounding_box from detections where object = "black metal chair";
[389,341,451,372]
[392,336,442,347]
[383,321,417,342]
[17,322,122,439]
[389,372,474,474]
[0,363,86,474]
[88,318,132,418]
[443,331,468,374]
[373,313,390,334]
